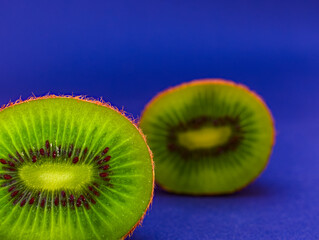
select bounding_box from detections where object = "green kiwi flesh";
[0,96,154,240]
[140,79,274,195]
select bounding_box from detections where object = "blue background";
[0,1,318,239]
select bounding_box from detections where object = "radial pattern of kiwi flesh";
[140,80,274,194]
[0,97,154,240]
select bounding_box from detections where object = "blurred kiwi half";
[140,79,275,195]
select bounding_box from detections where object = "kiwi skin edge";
[140,78,275,196]
[0,94,155,240]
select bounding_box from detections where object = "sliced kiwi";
[140,79,275,195]
[0,96,154,240]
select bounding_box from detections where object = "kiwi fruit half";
[0,96,154,240]
[140,79,275,195]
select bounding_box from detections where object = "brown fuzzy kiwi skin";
[140,78,275,196]
[1,94,155,240]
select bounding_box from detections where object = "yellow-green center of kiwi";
[19,162,94,191]
[177,126,232,150]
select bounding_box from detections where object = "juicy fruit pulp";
[0,97,154,240]
[140,79,274,195]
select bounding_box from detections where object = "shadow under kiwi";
[128,180,288,240]
[153,180,284,199]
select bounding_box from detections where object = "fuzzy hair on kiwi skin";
[0,94,155,240]
[140,79,276,195]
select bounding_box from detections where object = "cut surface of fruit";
[140,79,274,195]
[19,163,94,191]
[0,96,154,240]
[177,126,232,150]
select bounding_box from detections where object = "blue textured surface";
[0,1,318,239]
